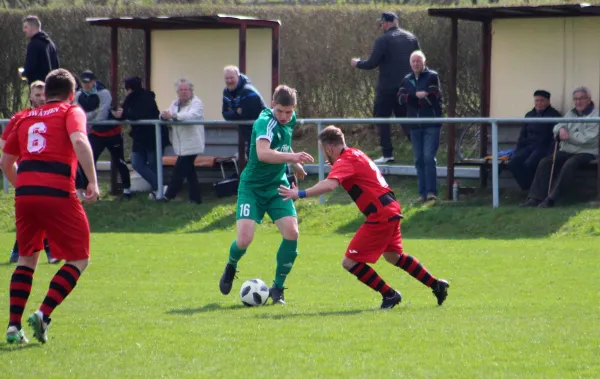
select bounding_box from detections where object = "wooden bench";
[161,126,241,183]
[455,123,598,190]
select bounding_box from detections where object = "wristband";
[298,190,307,199]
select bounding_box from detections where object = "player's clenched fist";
[83,183,100,204]
[291,152,314,164]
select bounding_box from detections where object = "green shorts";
[236,184,297,224]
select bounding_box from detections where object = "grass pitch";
[0,177,598,378]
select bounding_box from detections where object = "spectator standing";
[222,65,267,159]
[75,70,132,198]
[112,77,162,198]
[160,78,205,204]
[20,16,59,84]
[351,11,420,163]
[507,90,562,191]
[521,86,599,207]
[399,51,443,203]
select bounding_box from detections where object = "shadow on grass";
[166,303,247,315]
[0,343,42,353]
[254,308,378,319]
[333,189,587,239]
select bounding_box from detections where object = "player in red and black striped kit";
[279,125,449,309]
[0,69,100,344]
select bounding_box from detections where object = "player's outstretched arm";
[278,180,339,201]
[256,139,313,165]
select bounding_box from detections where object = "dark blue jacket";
[516,106,562,153]
[399,68,443,128]
[222,74,266,123]
[23,31,59,85]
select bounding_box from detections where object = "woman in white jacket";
[160,78,205,203]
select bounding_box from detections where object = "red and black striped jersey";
[327,147,402,223]
[2,102,87,198]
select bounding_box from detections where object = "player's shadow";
[186,212,236,233]
[254,308,378,319]
[166,303,247,315]
[0,344,42,353]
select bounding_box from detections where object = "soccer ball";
[240,279,270,307]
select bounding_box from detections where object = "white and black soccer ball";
[240,279,270,307]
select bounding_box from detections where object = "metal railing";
[1,116,599,208]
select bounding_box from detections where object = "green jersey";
[240,108,296,189]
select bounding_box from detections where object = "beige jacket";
[167,96,205,156]
[553,106,599,155]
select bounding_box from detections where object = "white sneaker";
[27,310,49,344]
[373,156,395,164]
[6,326,28,344]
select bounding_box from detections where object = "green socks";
[228,240,247,268]
[274,239,299,288]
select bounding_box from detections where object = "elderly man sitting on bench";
[507,90,562,191]
[521,86,599,207]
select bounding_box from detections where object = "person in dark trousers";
[521,86,599,208]
[507,90,562,191]
[399,51,443,203]
[351,11,420,164]
[222,65,267,159]
[75,71,132,198]
[160,78,205,204]
[112,77,164,199]
[20,15,59,84]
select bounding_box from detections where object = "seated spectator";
[112,76,162,198]
[521,86,599,207]
[222,65,266,159]
[75,70,132,198]
[399,50,443,203]
[160,78,205,204]
[507,90,562,191]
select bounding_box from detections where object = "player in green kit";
[219,85,314,304]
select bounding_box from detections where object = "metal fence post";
[317,122,325,205]
[491,121,499,209]
[155,123,164,199]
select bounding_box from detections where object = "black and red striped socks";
[9,266,34,330]
[395,254,437,287]
[39,264,81,321]
[348,262,396,298]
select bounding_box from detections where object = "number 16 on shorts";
[239,203,251,217]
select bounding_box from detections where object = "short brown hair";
[272,85,297,107]
[23,15,41,28]
[45,69,75,100]
[30,80,45,91]
[318,125,345,146]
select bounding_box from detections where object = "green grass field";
[0,177,599,378]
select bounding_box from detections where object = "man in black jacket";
[352,11,420,163]
[222,66,267,159]
[20,16,59,85]
[507,90,562,191]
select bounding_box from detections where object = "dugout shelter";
[428,4,600,200]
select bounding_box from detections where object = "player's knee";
[342,256,356,271]
[282,227,299,241]
[383,251,401,264]
[66,259,89,273]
